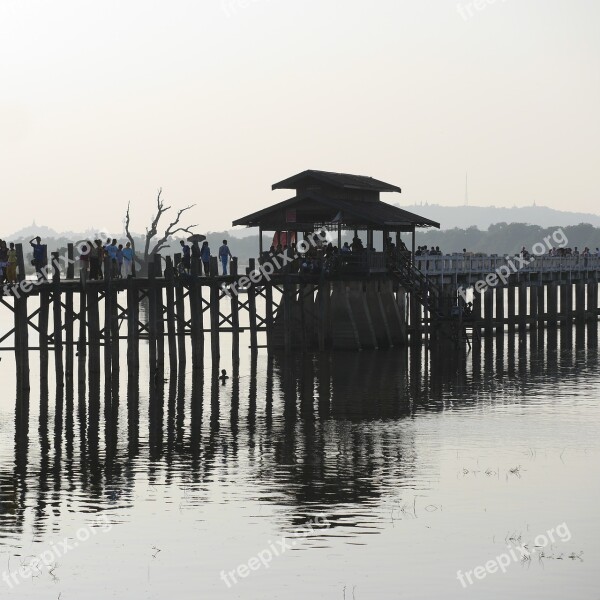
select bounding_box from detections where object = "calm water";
[0,323,599,599]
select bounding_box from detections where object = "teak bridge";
[3,170,599,392]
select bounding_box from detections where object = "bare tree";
[124,189,197,273]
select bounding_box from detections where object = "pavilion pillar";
[259,226,263,256]
[337,223,341,248]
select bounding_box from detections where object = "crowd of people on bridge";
[415,245,443,256]
[178,239,233,276]
[78,239,136,280]
[542,246,600,258]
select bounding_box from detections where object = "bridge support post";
[587,281,598,321]
[537,283,546,328]
[518,283,527,334]
[484,287,493,337]
[495,286,504,336]
[507,285,516,333]
[576,280,586,323]
[189,257,204,369]
[548,281,558,327]
[529,285,538,331]
[560,281,572,326]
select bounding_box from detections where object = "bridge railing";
[414,254,600,276]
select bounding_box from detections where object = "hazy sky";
[1,0,599,237]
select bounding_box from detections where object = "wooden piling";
[148,257,158,372]
[265,283,274,352]
[78,270,87,357]
[87,282,101,375]
[210,256,218,278]
[210,282,220,362]
[52,252,64,384]
[165,256,178,373]
[248,258,258,352]
[575,280,586,323]
[231,283,240,364]
[537,283,545,327]
[495,286,504,335]
[529,285,538,331]
[587,281,598,321]
[283,277,292,355]
[507,285,516,332]
[189,257,204,368]
[103,255,113,384]
[39,288,50,383]
[317,280,327,351]
[518,283,527,333]
[548,281,558,327]
[154,255,165,372]
[65,243,75,377]
[174,256,187,367]
[484,287,493,337]
[560,281,572,325]
[126,274,139,370]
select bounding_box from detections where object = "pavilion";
[232,169,440,263]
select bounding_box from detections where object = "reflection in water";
[2,323,600,536]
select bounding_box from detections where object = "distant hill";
[400,204,600,230]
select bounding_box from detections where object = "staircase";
[389,253,443,320]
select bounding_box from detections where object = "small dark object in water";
[153,367,168,387]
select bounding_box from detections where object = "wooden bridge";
[3,168,600,393]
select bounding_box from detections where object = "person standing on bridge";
[219,240,232,276]
[0,240,8,283]
[122,242,134,277]
[29,236,45,279]
[7,243,17,283]
[116,244,124,278]
[201,241,211,276]
[179,240,191,273]
[106,239,119,278]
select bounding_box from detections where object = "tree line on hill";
[414,222,600,256]
[8,222,600,275]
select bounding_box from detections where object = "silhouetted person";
[219,240,232,275]
[201,241,211,276]
[29,236,45,279]
[219,369,229,385]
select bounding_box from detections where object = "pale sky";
[1,0,599,236]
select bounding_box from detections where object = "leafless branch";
[123,189,197,274]
[144,189,171,259]
[124,201,136,252]
[149,204,197,256]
